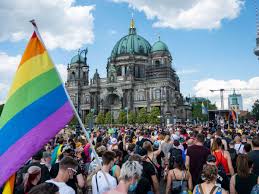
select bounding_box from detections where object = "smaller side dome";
[151,40,169,52]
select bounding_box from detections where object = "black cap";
[207,154,216,163]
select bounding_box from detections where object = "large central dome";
[111,19,151,58]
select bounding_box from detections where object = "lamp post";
[76,48,88,135]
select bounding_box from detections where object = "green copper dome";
[70,55,86,64]
[151,40,169,52]
[111,19,151,58]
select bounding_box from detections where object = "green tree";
[148,107,160,124]
[192,100,217,122]
[251,99,259,121]
[105,111,114,124]
[0,104,4,116]
[117,110,127,124]
[137,108,147,124]
[96,112,105,124]
[85,112,94,126]
[128,111,136,124]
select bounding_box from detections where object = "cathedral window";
[155,60,160,67]
[71,71,75,80]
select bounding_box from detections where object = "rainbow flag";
[51,144,63,165]
[2,174,15,194]
[0,29,74,186]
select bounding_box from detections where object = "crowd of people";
[2,122,259,194]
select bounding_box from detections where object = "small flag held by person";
[201,102,208,115]
[0,22,74,186]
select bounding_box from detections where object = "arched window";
[71,72,75,80]
[155,60,160,67]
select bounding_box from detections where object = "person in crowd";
[92,151,117,194]
[230,154,259,194]
[161,135,173,161]
[104,160,143,194]
[88,145,106,175]
[228,141,237,171]
[248,135,259,176]
[211,137,234,176]
[206,154,230,191]
[46,156,78,194]
[50,146,85,193]
[143,141,162,180]
[41,151,52,170]
[243,143,252,154]
[128,154,153,194]
[18,150,50,185]
[211,129,228,151]
[186,133,210,186]
[193,164,227,194]
[234,135,244,154]
[166,155,192,194]
[28,182,59,194]
[15,166,42,194]
[110,149,122,181]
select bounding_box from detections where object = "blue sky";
[0,0,258,109]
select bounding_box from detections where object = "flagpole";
[30,20,111,188]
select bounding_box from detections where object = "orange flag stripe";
[18,31,45,68]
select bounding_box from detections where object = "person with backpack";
[228,141,237,171]
[166,155,192,194]
[193,164,228,194]
[211,138,234,176]
[206,154,230,191]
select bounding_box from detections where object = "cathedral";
[66,19,191,124]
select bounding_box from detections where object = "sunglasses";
[67,168,77,175]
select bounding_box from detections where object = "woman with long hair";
[166,155,192,194]
[211,137,234,176]
[16,166,42,194]
[193,164,227,194]
[230,154,259,194]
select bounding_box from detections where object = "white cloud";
[56,64,68,82]
[108,29,118,36]
[0,0,95,50]
[112,0,244,29]
[0,52,67,104]
[0,52,21,104]
[194,78,259,110]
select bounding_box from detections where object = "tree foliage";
[96,112,105,125]
[128,111,136,124]
[105,111,114,124]
[251,99,259,121]
[117,110,127,124]
[192,100,217,122]
[148,107,160,124]
[85,112,94,126]
[137,107,147,124]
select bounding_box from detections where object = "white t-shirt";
[234,143,244,154]
[46,180,75,194]
[92,171,117,194]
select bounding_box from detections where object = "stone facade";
[66,20,191,124]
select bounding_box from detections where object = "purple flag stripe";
[0,101,73,186]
